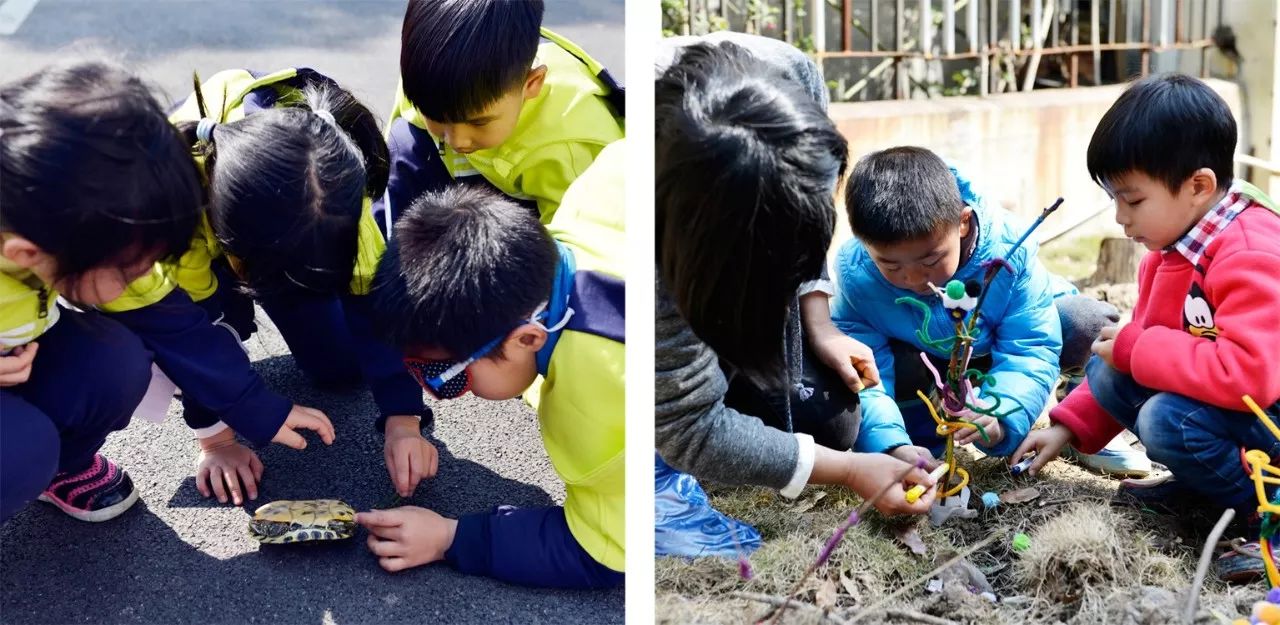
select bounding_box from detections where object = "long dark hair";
[175,72,389,295]
[656,42,847,388]
[0,60,201,284]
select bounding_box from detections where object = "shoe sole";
[38,488,140,522]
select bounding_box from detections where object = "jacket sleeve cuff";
[1048,383,1119,454]
[779,433,815,499]
[1111,323,1142,374]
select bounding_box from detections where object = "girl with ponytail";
[103,69,427,506]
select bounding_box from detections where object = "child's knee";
[0,396,60,522]
[80,322,154,415]
[1056,295,1120,369]
[1133,393,1205,455]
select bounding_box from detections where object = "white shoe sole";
[38,488,140,522]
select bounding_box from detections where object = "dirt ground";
[654,237,1270,625]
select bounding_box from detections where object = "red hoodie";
[1052,184,1280,453]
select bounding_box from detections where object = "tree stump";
[1082,237,1143,286]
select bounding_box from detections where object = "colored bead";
[981,492,1000,508]
[1011,533,1031,552]
[945,280,966,300]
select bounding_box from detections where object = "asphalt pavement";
[0,1,625,623]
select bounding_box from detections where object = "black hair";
[400,0,544,123]
[655,41,847,389]
[844,146,964,245]
[371,184,557,358]
[176,74,390,296]
[0,60,201,283]
[1088,72,1237,193]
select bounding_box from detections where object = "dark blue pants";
[182,268,364,428]
[1,309,152,522]
[1086,356,1280,509]
[446,505,624,589]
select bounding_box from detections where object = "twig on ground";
[765,461,926,625]
[883,609,960,625]
[734,592,850,624]
[1183,507,1235,624]
[845,532,1006,623]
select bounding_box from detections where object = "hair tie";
[315,109,336,125]
[195,118,217,143]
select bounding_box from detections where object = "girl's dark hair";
[371,184,558,359]
[175,73,390,296]
[1,60,201,281]
[401,0,544,123]
[656,42,847,388]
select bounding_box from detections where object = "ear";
[522,65,548,101]
[1,236,47,270]
[957,205,975,238]
[1187,167,1220,204]
[502,323,548,354]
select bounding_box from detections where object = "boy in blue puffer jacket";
[831,146,1146,472]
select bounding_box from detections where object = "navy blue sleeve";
[105,289,290,445]
[340,293,428,431]
[372,118,452,238]
[445,506,624,590]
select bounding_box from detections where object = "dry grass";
[655,449,1265,625]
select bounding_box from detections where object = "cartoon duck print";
[1183,282,1219,339]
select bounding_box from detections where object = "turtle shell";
[248,499,356,544]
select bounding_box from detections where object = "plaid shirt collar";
[1169,181,1250,266]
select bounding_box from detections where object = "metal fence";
[664,0,1227,101]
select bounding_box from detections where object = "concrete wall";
[826,79,1244,251]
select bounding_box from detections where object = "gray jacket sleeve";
[654,277,799,489]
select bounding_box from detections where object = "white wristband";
[779,433,816,499]
[194,421,230,439]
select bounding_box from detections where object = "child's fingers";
[250,454,264,482]
[1010,438,1037,467]
[1027,450,1055,476]
[902,466,937,488]
[356,509,404,529]
[224,469,244,505]
[236,464,258,501]
[378,556,410,573]
[367,535,406,558]
[426,444,439,479]
[301,407,336,444]
[210,468,229,503]
[196,466,211,498]
[274,428,307,450]
[397,451,412,497]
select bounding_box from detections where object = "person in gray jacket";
[654,34,936,515]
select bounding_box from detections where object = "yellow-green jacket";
[0,257,58,352]
[379,28,623,226]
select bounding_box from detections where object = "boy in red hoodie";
[1014,73,1280,578]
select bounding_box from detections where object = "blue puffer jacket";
[831,168,1074,457]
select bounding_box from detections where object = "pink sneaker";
[38,454,139,522]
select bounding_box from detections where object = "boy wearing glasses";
[357,142,625,589]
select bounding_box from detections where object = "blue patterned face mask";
[402,301,573,400]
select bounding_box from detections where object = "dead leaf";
[792,490,828,515]
[815,578,838,611]
[999,487,1041,504]
[839,572,861,603]
[895,526,928,555]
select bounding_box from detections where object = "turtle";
[248,499,356,544]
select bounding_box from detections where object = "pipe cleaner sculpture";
[1241,395,1280,589]
[899,198,1063,524]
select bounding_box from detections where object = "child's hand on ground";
[384,415,439,497]
[809,328,880,392]
[844,452,937,516]
[272,404,335,449]
[1091,324,1120,368]
[1009,423,1076,476]
[889,444,942,470]
[955,416,1005,447]
[0,342,38,387]
[356,507,458,573]
[195,428,263,505]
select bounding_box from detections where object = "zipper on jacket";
[36,287,49,319]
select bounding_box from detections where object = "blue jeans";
[1086,356,1280,508]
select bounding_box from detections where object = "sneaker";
[1063,436,1153,478]
[1215,539,1274,583]
[38,454,140,522]
[1114,471,1190,505]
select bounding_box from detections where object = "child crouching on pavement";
[356,141,626,589]
[1014,73,1280,582]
